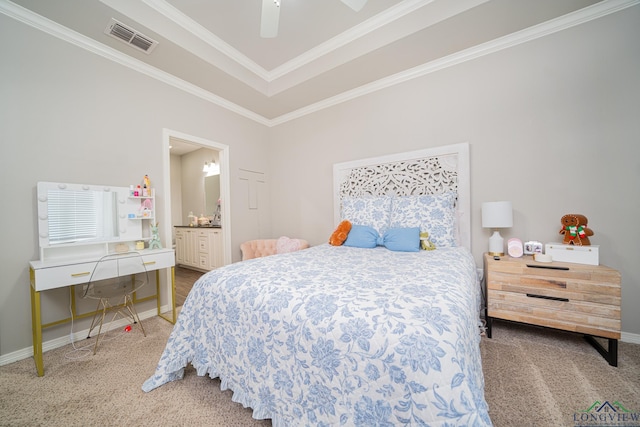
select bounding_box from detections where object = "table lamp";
[482,201,513,256]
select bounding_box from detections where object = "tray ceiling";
[5,0,623,124]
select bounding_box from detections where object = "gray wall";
[1,5,638,361]
[267,7,640,338]
[0,13,270,358]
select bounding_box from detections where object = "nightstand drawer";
[488,260,619,284]
[484,253,621,338]
[487,270,621,305]
[488,289,621,338]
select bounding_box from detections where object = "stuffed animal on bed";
[559,214,593,246]
[329,220,352,246]
[420,231,436,250]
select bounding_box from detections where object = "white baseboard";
[621,331,640,345]
[0,306,169,367]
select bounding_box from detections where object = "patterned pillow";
[390,192,457,247]
[276,236,301,254]
[340,196,392,236]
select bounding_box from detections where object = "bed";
[143,143,492,426]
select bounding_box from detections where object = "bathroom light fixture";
[482,201,513,256]
[202,160,220,177]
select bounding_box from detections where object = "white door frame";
[162,128,232,267]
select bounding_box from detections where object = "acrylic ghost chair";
[82,252,148,354]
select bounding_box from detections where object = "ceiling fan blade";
[260,0,280,38]
[341,0,368,12]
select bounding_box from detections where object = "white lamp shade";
[482,201,513,228]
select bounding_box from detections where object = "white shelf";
[127,191,155,222]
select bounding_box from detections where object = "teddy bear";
[559,214,593,246]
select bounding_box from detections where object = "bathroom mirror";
[204,174,220,217]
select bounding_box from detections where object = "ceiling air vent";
[104,18,158,54]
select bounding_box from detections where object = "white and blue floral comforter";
[143,244,491,426]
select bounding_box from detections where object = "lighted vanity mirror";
[37,182,144,259]
[45,188,119,245]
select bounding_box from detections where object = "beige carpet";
[1,317,638,426]
[482,320,640,427]
[0,316,269,427]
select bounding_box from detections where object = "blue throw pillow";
[383,227,420,252]
[343,225,379,248]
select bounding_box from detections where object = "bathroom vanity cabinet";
[175,227,223,271]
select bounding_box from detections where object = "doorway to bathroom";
[161,129,231,303]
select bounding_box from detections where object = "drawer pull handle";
[71,272,91,277]
[526,264,569,271]
[144,261,156,266]
[526,293,569,302]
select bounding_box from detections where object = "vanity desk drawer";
[31,249,175,292]
[141,249,175,270]
[31,262,98,291]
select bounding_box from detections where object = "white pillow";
[340,196,392,236]
[389,192,457,247]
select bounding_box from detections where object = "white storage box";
[545,243,599,265]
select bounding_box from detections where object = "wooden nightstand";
[484,253,621,366]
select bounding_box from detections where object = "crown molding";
[267,0,434,81]
[2,0,638,128]
[269,0,640,126]
[0,0,270,126]
[135,0,443,96]
[141,0,435,83]
[141,0,269,80]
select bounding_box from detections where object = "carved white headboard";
[333,142,471,250]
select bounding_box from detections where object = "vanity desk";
[30,182,177,376]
